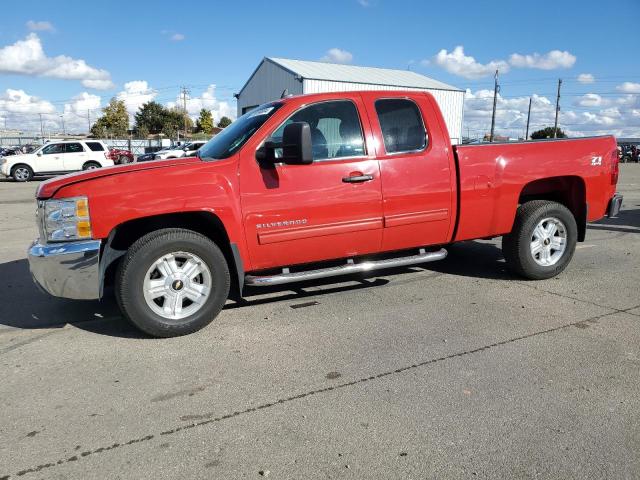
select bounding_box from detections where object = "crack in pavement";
[4,305,637,479]
[0,331,61,356]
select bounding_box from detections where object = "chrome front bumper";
[28,239,102,300]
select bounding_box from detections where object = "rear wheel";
[11,164,33,182]
[502,200,577,280]
[115,228,230,337]
[118,155,130,164]
[82,161,101,170]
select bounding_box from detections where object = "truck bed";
[452,136,618,242]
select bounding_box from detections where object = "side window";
[375,99,427,154]
[65,143,85,153]
[85,142,104,152]
[271,100,365,161]
[41,143,64,155]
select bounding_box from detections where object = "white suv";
[0,140,115,182]
[153,141,207,160]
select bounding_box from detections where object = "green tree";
[217,116,232,128]
[134,101,167,135]
[531,127,567,139]
[196,108,214,134]
[90,98,129,137]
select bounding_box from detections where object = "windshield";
[198,102,282,160]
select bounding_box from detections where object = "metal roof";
[262,57,463,92]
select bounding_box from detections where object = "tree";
[196,109,214,134]
[90,98,129,137]
[134,101,167,135]
[217,116,232,128]
[531,127,567,139]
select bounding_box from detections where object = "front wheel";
[115,228,230,337]
[12,164,33,182]
[502,200,577,280]
[118,155,130,164]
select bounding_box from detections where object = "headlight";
[40,196,92,242]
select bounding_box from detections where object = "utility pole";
[553,78,562,138]
[489,69,499,142]
[87,110,91,134]
[525,97,532,140]
[60,114,66,136]
[39,113,44,141]
[181,86,190,139]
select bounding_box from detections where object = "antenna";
[280,89,290,99]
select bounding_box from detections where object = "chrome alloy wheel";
[14,167,30,181]
[530,217,567,267]
[143,251,212,320]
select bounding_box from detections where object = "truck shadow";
[588,207,640,234]
[428,241,513,280]
[0,241,511,338]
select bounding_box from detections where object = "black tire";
[82,161,101,170]
[11,164,34,182]
[115,228,230,337]
[502,200,577,280]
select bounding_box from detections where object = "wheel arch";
[101,211,244,299]
[517,175,587,241]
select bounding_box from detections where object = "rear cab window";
[374,98,428,154]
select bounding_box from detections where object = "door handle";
[342,174,373,183]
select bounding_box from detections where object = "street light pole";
[489,70,499,142]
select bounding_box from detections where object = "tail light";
[611,150,619,185]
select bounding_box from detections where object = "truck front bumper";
[607,193,623,218]
[28,239,102,300]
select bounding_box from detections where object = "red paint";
[37,91,619,274]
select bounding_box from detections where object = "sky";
[1,0,639,138]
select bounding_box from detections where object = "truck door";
[239,97,383,271]
[362,93,455,251]
[63,142,88,171]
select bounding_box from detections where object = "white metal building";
[236,57,465,144]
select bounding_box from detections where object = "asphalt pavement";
[0,166,638,479]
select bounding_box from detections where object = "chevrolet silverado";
[28,91,623,337]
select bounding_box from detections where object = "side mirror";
[37,152,42,156]
[255,122,314,166]
[281,122,313,165]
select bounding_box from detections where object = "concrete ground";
[0,166,638,479]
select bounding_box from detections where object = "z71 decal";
[591,156,602,166]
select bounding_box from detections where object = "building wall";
[237,61,303,116]
[303,79,464,144]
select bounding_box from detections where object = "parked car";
[0,140,114,182]
[28,91,621,337]
[108,147,134,164]
[153,141,207,160]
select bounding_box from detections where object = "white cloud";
[509,50,576,70]
[577,73,595,84]
[170,33,185,41]
[0,88,56,133]
[463,88,640,139]
[0,34,114,89]
[116,80,158,121]
[26,20,55,32]
[62,92,102,132]
[357,0,371,6]
[616,82,640,94]
[432,46,509,79]
[574,93,609,108]
[166,84,236,123]
[320,48,353,64]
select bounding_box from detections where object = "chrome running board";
[245,248,447,287]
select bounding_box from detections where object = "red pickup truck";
[28,91,622,337]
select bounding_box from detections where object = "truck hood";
[36,157,202,199]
